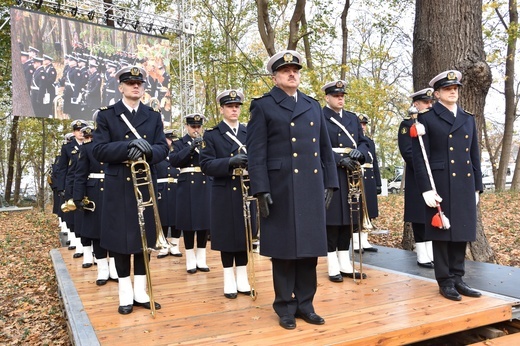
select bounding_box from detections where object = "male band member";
[246,50,339,329]
[200,89,252,299]
[63,56,81,118]
[21,51,34,91]
[321,80,369,282]
[93,66,169,314]
[356,114,382,252]
[85,61,102,112]
[412,70,483,301]
[56,120,88,256]
[42,55,57,117]
[398,88,435,268]
[170,114,211,274]
[156,129,182,258]
[30,57,45,115]
[73,124,118,283]
[103,62,118,105]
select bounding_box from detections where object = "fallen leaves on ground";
[0,190,518,344]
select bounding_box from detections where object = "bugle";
[236,146,258,300]
[130,157,171,318]
[347,163,364,284]
[61,197,96,212]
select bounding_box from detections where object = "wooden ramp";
[51,246,517,345]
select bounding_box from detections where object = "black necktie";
[132,110,136,118]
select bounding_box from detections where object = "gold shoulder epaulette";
[465,110,474,116]
[419,108,429,114]
[99,106,108,110]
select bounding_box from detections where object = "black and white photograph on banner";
[10,7,171,120]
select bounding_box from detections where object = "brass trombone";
[130,157,171,318]
[236,146,258,300]
[347,163,364,284]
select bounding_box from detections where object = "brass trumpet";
[61,197,96,212]
[236,146,258,300]
[130,157,171,318]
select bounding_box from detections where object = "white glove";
[422,190,442,208]
[475,191,479,205]
[415,122,426,136]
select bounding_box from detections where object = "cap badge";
[75,120,81,126]
[130,67,140,76]
[194,115,201,121]
[336,81,344,88]
[358,115,363,121]
[283,53,293,62]
[85,128,92,135]
[426,90,433,97]
[447,71,456,80]
[230,91,237,98]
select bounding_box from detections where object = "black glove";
[190,137,204,152]
[256,192,273,218]
[57,190,65,198]
[128,139,153,159]
[348,148,364,162]
[325,188,334,209]
[338,157,359,171]
[73,200,85,210]
[376,186,382,195]
[229,154,248,168]
[128,146,144,161]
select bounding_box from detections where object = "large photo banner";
[10,7,171,121]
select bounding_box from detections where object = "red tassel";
[409,124,418,138]
[431,213,443,228]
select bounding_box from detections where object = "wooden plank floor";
[53,245,516,345]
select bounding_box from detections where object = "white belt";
[157,177,177,183]
[332,147,353,154]
[360,163,373,169]
[88,173,105,179]
[179,167,202,174]
[30,86,40,90]
[233,168,249,176]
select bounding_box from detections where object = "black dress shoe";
[73,253,83,258]
[455,282,482,297]
[279,315,296,330]
[133,300,161,310]
[118,305,133,314]
[363,247,378,252]
[82,263,93,268]
[296,312,325,325]
[157,253,169,259]
[340,271,367,279]
[439,286,462,301]
[197,266,210,272]
[187,268,197,274]
[171,252,183,257]
[353,249,364,254]
[96,279,108,286]
[329,274,343,282]
[417,261,434,269]
[68,245,75,250]
[224,293,237,299]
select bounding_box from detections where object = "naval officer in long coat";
[246,50,339,330]
[321,80,369,283]
[412,70,483,302]
[200,89,253,299]
[93,66,169,315]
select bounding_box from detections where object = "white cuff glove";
[475,191,479,205]
[422,190,442,208]
[415,122,426,136]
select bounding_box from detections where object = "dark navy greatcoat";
[155,158,178,228]
[86,71,102,111]
[362,136,382,218]
[169,134,210,231]
[73,139,104,240]
[323,107,369,226]
[246,87,339,259]
[92,100,168,254]
[200,121,252,252]
[50,155,61,215]
[56,139,81,228]
[398,117,425,223]
[412,102,482,242]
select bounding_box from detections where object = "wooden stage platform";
[51,246,519,345]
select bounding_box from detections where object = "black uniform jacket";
[92,100,168,254]
[246,86,339,259]
[363,136,381,218]
[398,116,425,223]
[323,107,370,226]
[200,121,252,252]
[412,102,482,242]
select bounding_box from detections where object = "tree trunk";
[5,116,19,204]
[340,0,351,80]
[413,0,494,262]
[287,0,305,50]
[256,0,276,56]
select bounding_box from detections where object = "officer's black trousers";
[220,251,247,268]
[111,252,148,277]
[326,225,351,252]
